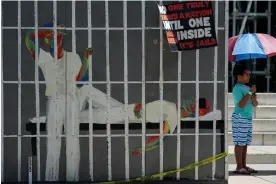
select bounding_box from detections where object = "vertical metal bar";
[239,0,253,35]
[212,0,219,180]
[87,0,94,181]
[71,0,78,178]
[53,1,58,181]
[1,1,4,181]
[159,0,164,180]
[231,1,236,90]
[71,0,76,138]
[17,1,22,181]
[224,0,229,180]
[253,1,257,78]
[34,1,41,180]
[176,51,182,180]
[105,0,112,181]
[267,1,271,92]
[195,48,199,180]
[123,0,129,180]
[141,0,146,178]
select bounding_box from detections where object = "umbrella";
[228,33,276,118]
[229,33,276,62]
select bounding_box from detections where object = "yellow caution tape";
[98,152,228,184]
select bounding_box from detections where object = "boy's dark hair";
[233,63,248,80]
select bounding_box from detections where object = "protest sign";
[158,1,217,51]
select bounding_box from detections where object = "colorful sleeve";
[25,30,37,60]
[233,86,244,105]
[76,49,90,88]
[25,30,54,60]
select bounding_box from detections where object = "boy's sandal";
[233,168,250,175]
[245,167,258,173]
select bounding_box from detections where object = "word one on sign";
[158,1,217,52]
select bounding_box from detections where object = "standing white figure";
[25,24,93,181]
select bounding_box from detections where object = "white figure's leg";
[162,101,178,133]
[79,106,125,124]
[144,100,178,133]
[79,85,123,109]
[45,97,65,181]
[65,95,80,181]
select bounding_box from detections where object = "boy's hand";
[250,85,256,93]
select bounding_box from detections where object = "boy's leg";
[234,145,244,169]
[244,119,257,173]
[232,113,248,171]
[242,145,248,168]
[243,116,252,169]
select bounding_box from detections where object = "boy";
[232,64,258,174]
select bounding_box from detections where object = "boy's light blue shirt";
[232,83,253,117]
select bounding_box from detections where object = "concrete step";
[228,119,276,132]
[228,105,276,119]
[228,93,276,106]
[228,132,276,145]
[228,146,276,164]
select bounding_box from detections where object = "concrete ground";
[228,142,276,183]
[229,164,276,184]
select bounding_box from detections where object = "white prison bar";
[195,48,200,180]
[4,133,225,138]
[50,1,59,181]
[159,0,164,179]
[71,1,77,180]
[123,0,129,180]
[224,1,230,180]
[176,51,182,180]
[105,0,112,181]
[141,0,146,177]
[72,0,76,137]
[1,4,4,180]
[2,81,225,84]
[34,1,41,181]
[17,1,22,182]
[87,0,94,181]
[212,1,219,180]
[2,26,226,31]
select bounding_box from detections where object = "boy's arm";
[233,88,252,108]
[237,94,252,108]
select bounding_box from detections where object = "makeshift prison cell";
[2,1,229,183]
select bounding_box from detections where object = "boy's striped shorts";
[231,112,253,146]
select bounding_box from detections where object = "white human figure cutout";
[25,26,93,181]
[79,85,178,135]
